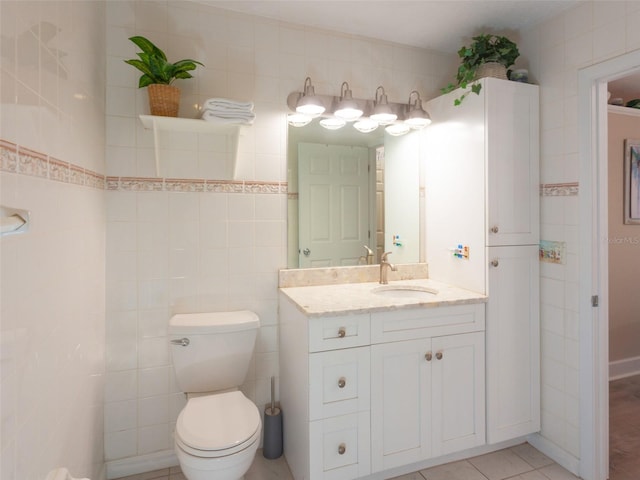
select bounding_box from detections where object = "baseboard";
[106,450,178,479]
[609,355,640,380]
[526,433,580,476]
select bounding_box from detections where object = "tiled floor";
[115,443,579,480]
[609,374,640,480]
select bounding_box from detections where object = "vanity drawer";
[310,412,371,480]
[309,314,370,352]
[309,347,371,421]
[371,303,485,343]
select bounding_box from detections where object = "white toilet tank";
[169,310,260,393]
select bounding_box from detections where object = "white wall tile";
[138,366,170,398]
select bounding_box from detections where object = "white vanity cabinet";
[279,288,486,480]
[370,305,485,472]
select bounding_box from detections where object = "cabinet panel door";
[431,332,486,457]
[486,245,540,443]
[309,347,371,420]
[309,412,371,480]
[371,339,431,472]
[485,79,539,246]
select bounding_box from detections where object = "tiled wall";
[0,1,106,480]
[520,0,640,461]
[104,0,457,466]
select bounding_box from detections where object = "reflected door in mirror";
[298,143,370,267]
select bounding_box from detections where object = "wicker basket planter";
[475,62,508,80]
[147,84,180,117]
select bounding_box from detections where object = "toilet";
[169,311,261,480]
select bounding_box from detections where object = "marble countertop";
[279,278,486,317]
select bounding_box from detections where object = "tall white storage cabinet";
[425,78,540,445]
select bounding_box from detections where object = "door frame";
[578,49,640,480]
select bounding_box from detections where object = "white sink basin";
[372,284,439,299]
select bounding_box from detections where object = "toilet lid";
[176,391,261,452]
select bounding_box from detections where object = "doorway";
[578,49,640,480]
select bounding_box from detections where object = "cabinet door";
[370,339,431,472]
[485,79,539,246]
[486,245,540,443]
[431,332,486,457]
[309,412,371,480]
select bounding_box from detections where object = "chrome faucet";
[379,251,397,284]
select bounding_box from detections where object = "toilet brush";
[262,376,283,459]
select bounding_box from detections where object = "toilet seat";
[175,391,261,458]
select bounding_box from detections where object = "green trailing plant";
[441,34,520,105]
[124,36,203,88]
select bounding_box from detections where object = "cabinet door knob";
[490,225,499,234]
[338,377,346,388]
[338,443,346,455]
[436,351,443,360]
[425,352,433,361]
[491,259,499,267]
[337,327,346,338]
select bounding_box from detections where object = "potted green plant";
[124,36,203,117]
[441,34,520,105]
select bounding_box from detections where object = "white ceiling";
[203,0,580,53]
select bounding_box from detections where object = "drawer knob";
[491,259,499,267]
[338,443,346,455]
[436,351,443,360]
[337,327,346,338]
[338,377,346,388]
[425,352,432,361]
[490,225,499,234]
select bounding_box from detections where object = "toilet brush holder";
[263,376,283,459]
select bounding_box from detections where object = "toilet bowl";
[174,391,261,480]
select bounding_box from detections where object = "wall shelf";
[138,115,244,177]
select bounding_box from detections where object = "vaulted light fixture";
[333,82,363,122]
[404,90,431,129]
[370,86,397,125]
[296,77,325,117]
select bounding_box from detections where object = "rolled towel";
[203,98,254,111]
[202,110,255,125]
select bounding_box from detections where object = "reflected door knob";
[303,248,311,256]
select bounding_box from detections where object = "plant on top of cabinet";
[124,36,204,117]
[441,34,520,106]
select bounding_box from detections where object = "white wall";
[608,109,640,364]
[0,1,106,479]
[520,0,640,463]
[103,0,457,467]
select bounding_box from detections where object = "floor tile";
[510,443,555,469]
[245,451,294,480]
[511,471,550,480]
[468,449,534,480]
[537,463,581,480]
[117,469,169,480]
[420,459,488,480]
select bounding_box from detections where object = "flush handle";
[338,443,346,455]
[338,377,346,388]
[337,327,346,338]
[170,338,190,347]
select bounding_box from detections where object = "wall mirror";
[287,118,424,269]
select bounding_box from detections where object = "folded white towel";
[202,110,255,125]
[202,110,256,121]
[203,98,254,111]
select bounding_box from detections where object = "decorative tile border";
[541,182,579,196]
[0,139,287,194]
[0,140,106,190]
[106,176,287,194]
